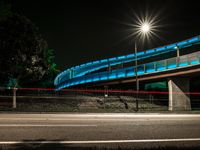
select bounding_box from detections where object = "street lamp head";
[132,19,155,41]
[132,15,159,41]
[119,11,161,44]
[140,23,150,33]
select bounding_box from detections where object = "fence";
[0,87,199,112]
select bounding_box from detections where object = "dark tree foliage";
[0,1,59,87]
[40,48,59,87]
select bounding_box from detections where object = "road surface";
[0,113,199,149]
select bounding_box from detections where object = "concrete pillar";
[168,77,191,111]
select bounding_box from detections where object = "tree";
[39,48,60,87]
[0,1,59,87]
[0,0,12,21]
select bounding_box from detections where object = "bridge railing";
[58,51,200,89]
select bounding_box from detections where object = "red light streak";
[3,87,198,95]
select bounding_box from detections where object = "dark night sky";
[12,0,200,69]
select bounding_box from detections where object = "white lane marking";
[0,118,199,121]
[0,114,200,118]
[54,114,200,118]
[0,124,97,127]
[0,114,199,122]
[0,138,199,144]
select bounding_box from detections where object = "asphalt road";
[0,113,199,149]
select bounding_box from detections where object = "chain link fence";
[0,87,199,112]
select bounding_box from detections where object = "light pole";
[135,22,151,112]
[135,42,139,111]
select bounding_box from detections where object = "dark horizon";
[12,0,200,69]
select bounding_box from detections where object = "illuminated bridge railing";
[54,36,200,86]
[56,51,200,90]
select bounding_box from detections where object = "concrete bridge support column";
[168,77,191,111]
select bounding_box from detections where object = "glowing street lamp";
[141,23,150,34]
[120,12,159,111]
[135,21,152,112]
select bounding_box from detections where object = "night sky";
[12,0,200,69]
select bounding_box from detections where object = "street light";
[141,23,150,33]
[135,22,151,112]
[120,13,159,111]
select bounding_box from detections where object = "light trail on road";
[0,138,199,144]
